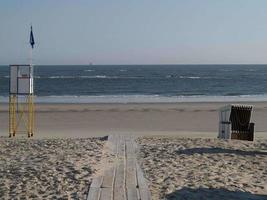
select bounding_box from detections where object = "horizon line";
[1,63,267,66]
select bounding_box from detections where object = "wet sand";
[0,102,267,138]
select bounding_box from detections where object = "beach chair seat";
[218,104,254,141]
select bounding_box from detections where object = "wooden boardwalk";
[87,135,151,200]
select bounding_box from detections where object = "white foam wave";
[39,75,142,79]
[44,75,119,79]
[94,75,108,78]
[166,75,202,79]
[48,76,73,79]
[180,76,201,79]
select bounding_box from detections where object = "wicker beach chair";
[218,104,254,141]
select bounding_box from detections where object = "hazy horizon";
[2,64,267,67]
[1,0,267,65]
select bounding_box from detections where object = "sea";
[1,64,267,103]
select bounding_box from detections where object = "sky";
[1,0,267,65]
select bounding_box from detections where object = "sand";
[0,137,106,199]
[0,102,267,138]
[137,137,267,200]
[0,102,267,199]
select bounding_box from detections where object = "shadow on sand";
[165,187,267,200]
[176,147,267,156]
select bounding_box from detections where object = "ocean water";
[1,65,267,103]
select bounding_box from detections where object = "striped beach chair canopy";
[218,104,254,141]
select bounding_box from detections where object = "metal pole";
[29,36,34,137]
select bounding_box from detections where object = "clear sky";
[1,0,267,65]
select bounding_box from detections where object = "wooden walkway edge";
[87,134,151,200]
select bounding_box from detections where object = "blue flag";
[30,26,35,49]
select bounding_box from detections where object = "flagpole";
[30,43,33,95]
[30,45,33,66]
[29,25,34,94]
[29,25,35,137]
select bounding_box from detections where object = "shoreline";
[2,95,267,104]
[1,100,267,106]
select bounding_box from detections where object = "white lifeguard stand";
[9,65,34,137]
[9,26,35,137]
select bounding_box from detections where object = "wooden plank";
[108,134,113,142]
[126,158,137,188]
[108,134,118,154]
[99,188,112,200]
[127,187,138,200]
[114,161,125,187]
[113,161,126,200]
[113,134,127,200]
[126,140,135,156]
[136,165,151,200]
[117,137,125,157]
[90,176,102,188]
[87,188,100,200]
[101,167,115,188]
[87,176,102,200]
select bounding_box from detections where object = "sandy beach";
[0,137,106,199]
[3,1,267,199]
[0,102,267,199]
[0,102,267,138]
[137,137,267,200]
